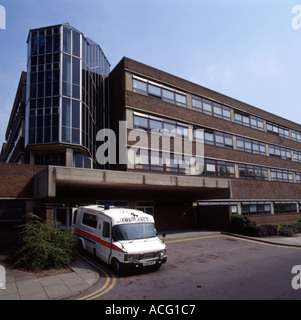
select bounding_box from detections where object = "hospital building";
[1,23,301,247]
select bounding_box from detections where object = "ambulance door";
[99,219,112,264]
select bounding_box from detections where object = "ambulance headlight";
[127,254,138,262]
[160,250,166,258]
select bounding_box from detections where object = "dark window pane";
[72,57,80,85]
[72,31,80,57]
[38,31,45,54]
[62,98,70,127]
[53,34,60,52]
[72,100,80,128]
[72,128,80,144]
[31,37,37,56]
[52,126,58,142]
[46,35,52,53]
[63,54,71,82]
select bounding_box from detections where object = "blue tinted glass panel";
[72,31,80,57]
[72,100,80,129]
[62,126,70,143]
[62,81,71,97]
[63,54,71,82]
[72,57,80,85]
[63,28,71,53]
[62,98,70,127]
[72,129,80,144]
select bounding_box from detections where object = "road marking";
[165,234,223,244]
[77,254,117,300]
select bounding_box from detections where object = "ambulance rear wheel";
[112,259,121,274]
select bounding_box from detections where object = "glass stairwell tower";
[25,23,110,168]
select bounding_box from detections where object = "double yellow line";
[77,254,117,300]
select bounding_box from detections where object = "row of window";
[132,150,301,183]
[241,201,298,216]
[133,112,189,138]
[192,96,231,121]
[133,112,301,163]
[132,75,301,144]
[133,76,187,107]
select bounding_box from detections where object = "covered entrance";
[195,202,237,231]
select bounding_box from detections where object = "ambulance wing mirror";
[162,233,166,243]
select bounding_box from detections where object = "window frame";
[192,96,231,121]
[133,76,187,108]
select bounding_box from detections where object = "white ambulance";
[73,205,167,273]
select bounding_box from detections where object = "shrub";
[230,214,256,234]
[255,224,278,237]
[278,222,301,237]
[230,215,278,237]
[14,214,76,270]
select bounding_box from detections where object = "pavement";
[0,254,100,300]
[1,230,301,300]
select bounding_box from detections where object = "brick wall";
[0,162,45,198]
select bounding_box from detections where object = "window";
[74,153,92,169]
[133,76,187,107]
[133,112,188,138]
[238,164,268,180]
[236,137,266,155]
[296,173,301,184]
[133,149,199,175]
[82,213,97,228]
[201,129,233,149]
[274,202,297,214]
[267,122,290,139]
[102,222,111,238]
[0,201,24,222]
[241,202,271,216]
[234,112,264,131]
[136,201,154,216]
[268,145,292,160]
[270,169,294,183]
[192,96,231,121]
[293,151,301,163]
[34,153,65,166]
[202,159,235,178]
[292,130,301,143]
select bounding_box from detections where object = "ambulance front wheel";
[111,259,122,274]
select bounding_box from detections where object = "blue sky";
[0,0,301,143]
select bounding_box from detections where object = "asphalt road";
[76,234,301,301]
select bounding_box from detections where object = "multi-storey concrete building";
[1,24,301,247]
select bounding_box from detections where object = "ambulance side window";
[102,222,110,238]
[82,213,97,229]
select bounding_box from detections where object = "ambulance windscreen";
[112,223,156,241]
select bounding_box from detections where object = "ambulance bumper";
[123,257,167,270]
